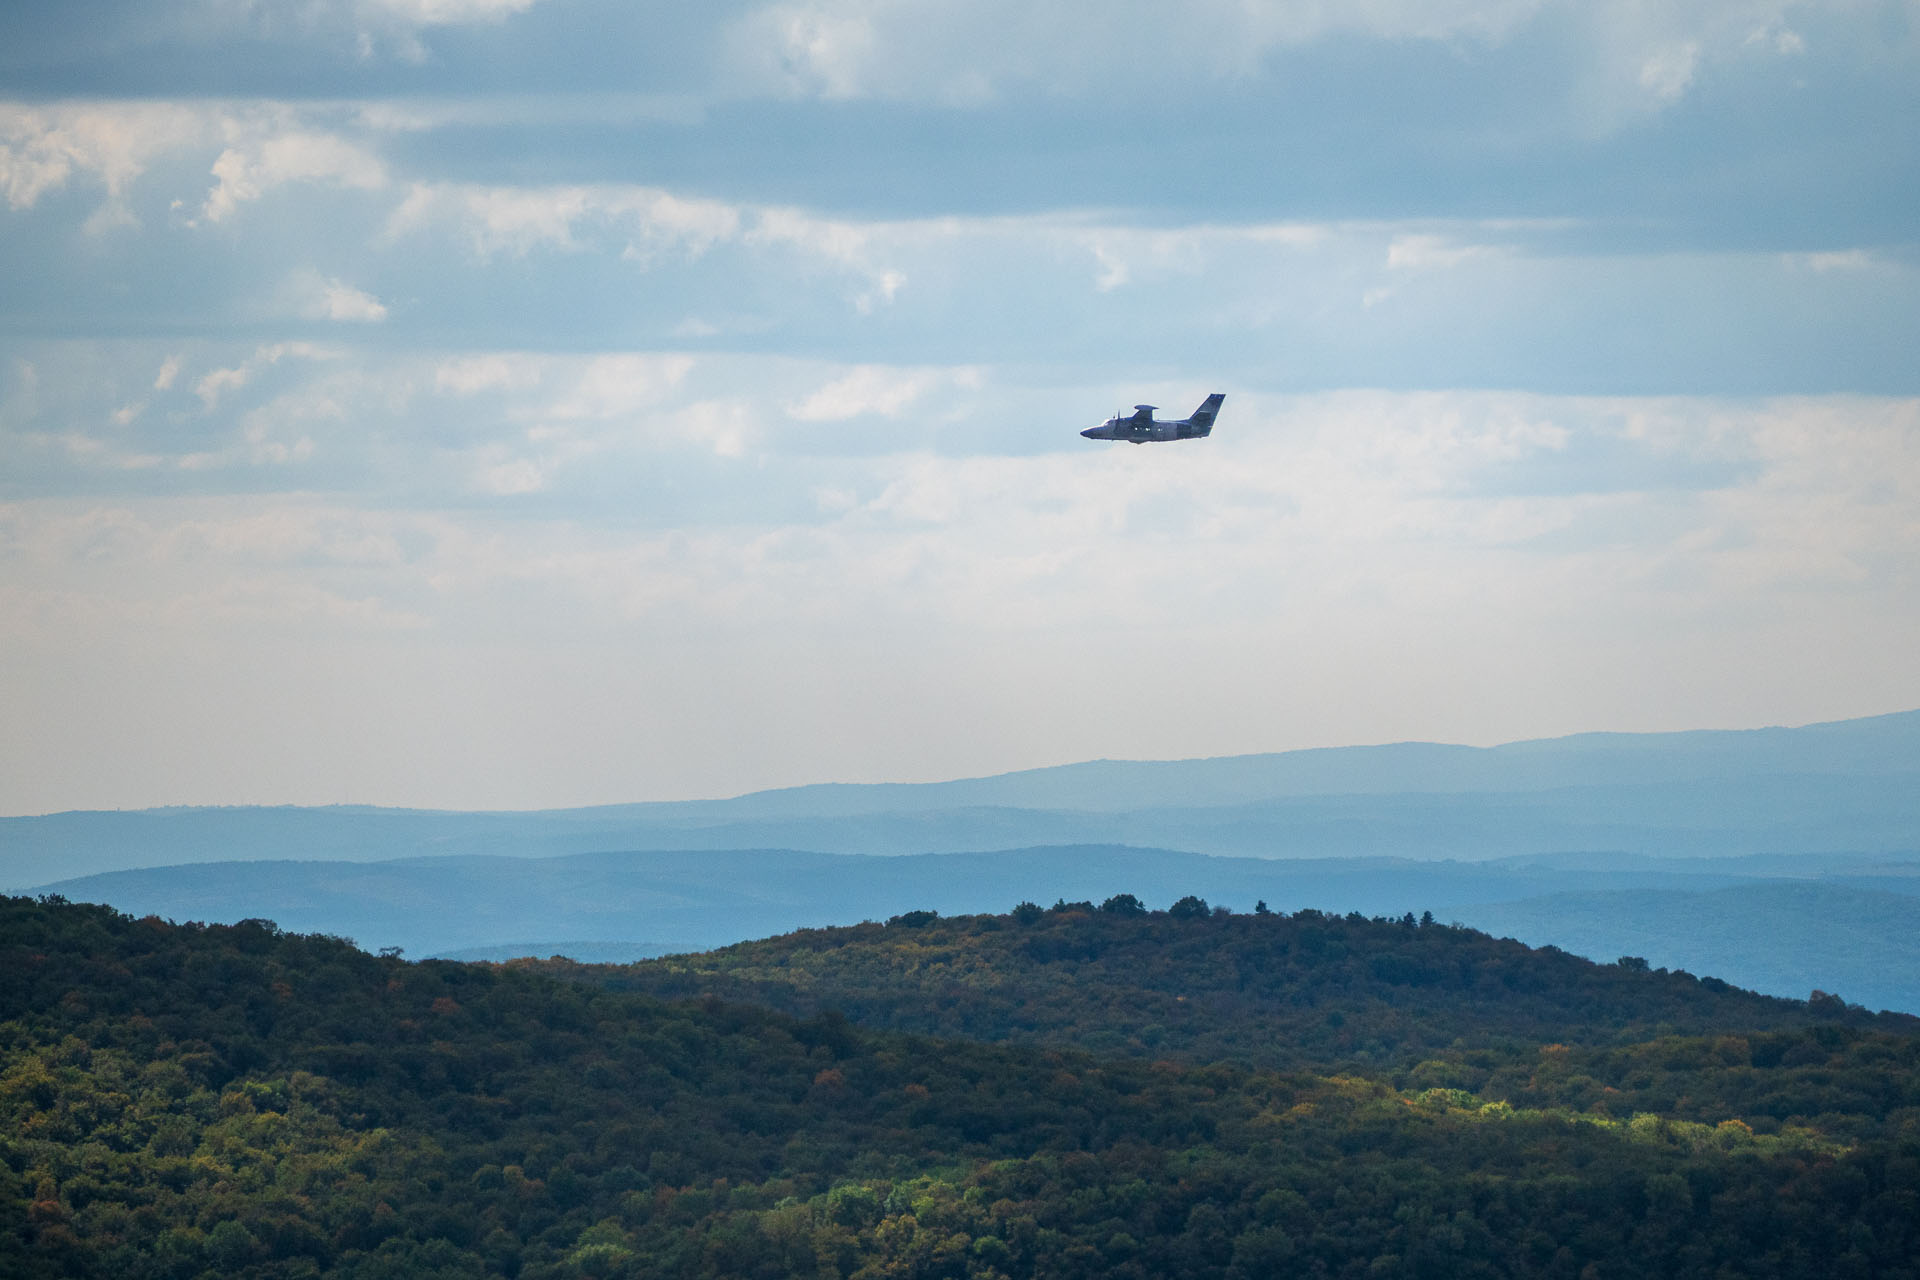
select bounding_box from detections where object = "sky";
[2,0,1918,814]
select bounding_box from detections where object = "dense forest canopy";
[560,900,1903,1072]
[4,894,1918,1278]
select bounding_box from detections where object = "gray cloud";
[5,386,1917,811]
[3,1,1916,811]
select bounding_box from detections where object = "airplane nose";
[1080,427,1098,438]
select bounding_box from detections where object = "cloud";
[787,365,974,421]
[0,500,433,641]
[719,0,1833,117]
[739,5,875,100]
[201,0,548,63]
[192,342,339,410]
[671,399,755,458]
[361,0,541,24]
[179,383,336,471]
[433,353,546,395]
[0,102,403,237]
[0,1,1914,815]
[1790,250,1874,272]
[80,199,140,235]
[723,0,1552,102]
[386,181,742,259]
[744,206,917,307]
[1636,41,1701,101]
[0,101,209,211]
[295,273,390,323]
[544,354,696,420]
[195,365,250,410]
[383,181,924,311]
[7,386,1918,809]
[1386,233,1498,271]
[469,449,549,494]
[1558,0,1824,128]
[201,129,387,222]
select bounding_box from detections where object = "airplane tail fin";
[1187,393,1224,433]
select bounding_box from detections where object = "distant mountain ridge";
[613,707,1920,818]
[12,710,1920,1010]
[6,709,1918,885]
[30,845,1920,1011]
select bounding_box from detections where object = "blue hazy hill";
[604,707,1920,818]
[5,709,1917,886]
[1462,880,1920,1014]
[31,845,1920,1012]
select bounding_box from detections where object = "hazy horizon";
[4,704,1917,818]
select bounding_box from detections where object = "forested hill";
[541,900,1904,1070]
[6,894,1920,1280]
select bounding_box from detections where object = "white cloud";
[195,364,251,410]
[470,450,549,495]
[360,0,540,25]
[1386,233,1497,271]
[788,365,959,421]
[744,206,873,263]
[387,182,740,259]
[192,342,339,410]
[201,129,387,222]
[381,181,933,313]
[1790,250,1874,272]
[672,400,755,458]
[733,5,881,100]
[1054,221,1326,297]
[433,353,546,395]
[1637,41,1701,101]
[197,0,545,64]
[0,103,407,233]
[153,356,181,391]
[1561,0,1824,126]
[746,206,914,306]
[545,354,696,420]
[387,183,587,253]
[14,428,166,472]
[725,0,1552,102]
[0,102,411,231]
[617,191,751,264]
[80,199,141,235]
[0,101,209,211]
[721,0,1845,122]
[239,417,320,466]
[299,274,390,323]
[175,376,352,472]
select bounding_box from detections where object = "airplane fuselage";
[1081,393,1224,444]
[1080,417,1211,443]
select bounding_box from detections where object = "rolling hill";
[559,897,1910,1069]
[31,845,1920,1011]
[4,894,1917,1280]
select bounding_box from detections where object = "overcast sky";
[3,0,1917,813]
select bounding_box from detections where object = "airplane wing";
[1130,404,1157,426]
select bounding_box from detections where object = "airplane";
[1081,393,1224,443]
